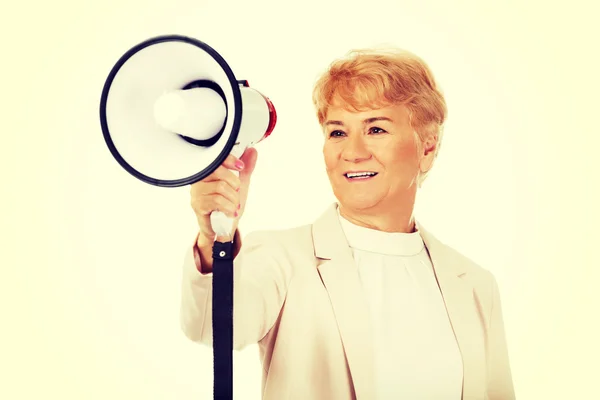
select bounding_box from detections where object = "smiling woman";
[180,46,516,400]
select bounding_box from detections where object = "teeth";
[346,172,376,178]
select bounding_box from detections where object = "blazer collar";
[313,202,467,275]
[312,202,484,400]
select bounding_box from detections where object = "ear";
[419,134,437,174]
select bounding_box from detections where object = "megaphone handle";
[210,203,236,238]
[210,146,245,238]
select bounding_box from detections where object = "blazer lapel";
[417,223,486,400]
[312,203,375,400]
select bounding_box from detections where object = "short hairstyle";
[312,47,447,185]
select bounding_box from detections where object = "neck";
[338,194,417,233]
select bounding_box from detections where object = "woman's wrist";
[193,226,241,274]
[196,231,215,249]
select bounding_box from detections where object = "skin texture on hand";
[191,147,258,272]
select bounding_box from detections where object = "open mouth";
[344,172,378,180]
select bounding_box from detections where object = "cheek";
[322,146,338,171]
[384,141,420,170]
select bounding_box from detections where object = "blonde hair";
[312,47,447,186]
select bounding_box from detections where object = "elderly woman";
[180,48,515,400]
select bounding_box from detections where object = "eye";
[329,130,346,137]
[369,126,386,134]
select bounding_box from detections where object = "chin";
[337,194,385,212]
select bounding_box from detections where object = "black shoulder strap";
[211,240,235,400]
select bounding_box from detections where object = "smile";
[344,171,378,180]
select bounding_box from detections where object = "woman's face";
[322,103,432,213]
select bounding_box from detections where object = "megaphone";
[99,34,277,237]
[99,35,277,400]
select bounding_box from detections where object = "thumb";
[239,147,258,186]
[237,147,258,213]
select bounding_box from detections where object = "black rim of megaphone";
[99,35,242,188]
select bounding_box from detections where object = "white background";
[2,0,599,398]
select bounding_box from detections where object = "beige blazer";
[180,203,515,400]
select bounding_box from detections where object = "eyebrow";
[324,116,393,126]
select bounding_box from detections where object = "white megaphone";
[99,35,277,237]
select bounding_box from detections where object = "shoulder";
[425,230,501,299]
[445,240,496,281]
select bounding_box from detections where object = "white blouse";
[337,211,464,400]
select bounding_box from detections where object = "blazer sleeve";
[486,276,516,399]
[179,230,293,351]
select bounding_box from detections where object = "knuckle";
[216,197,234,213]
[214,195,227,208]
[218,180,228,192]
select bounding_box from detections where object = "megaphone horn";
[99,34,277,235]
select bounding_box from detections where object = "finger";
[239,147,258,180]
[209,194,239,218]
[219,153,246,172]
[203,164,242,189]
[195,180,239,205]
[192,194,239,218]
[238,147,258,202]
[191,166,241,197]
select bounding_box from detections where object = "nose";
[342,135,371,162]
